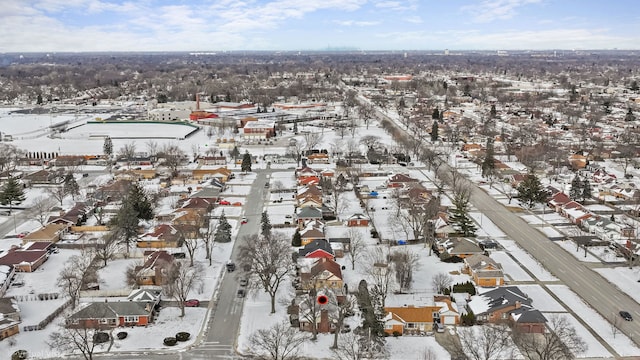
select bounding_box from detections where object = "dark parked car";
[237,289,246,298]
[226,261,236,272]
[239,278,248,287]
[620,311,633,321]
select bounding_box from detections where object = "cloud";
[462,0,541,23]
[334,20,380,26]
[405,16,422,24]
[373,0,418,11]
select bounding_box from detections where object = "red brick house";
[67,300,156,329]
[0,247,48,272]
[346,213,369,227]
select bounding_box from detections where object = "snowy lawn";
[594,267,640,304]
[470,212,507,238]
[554,240,601,263]
[538,226,564,237]
[516,285,566,312]
[490,251,534,281]
[548,285,640,357]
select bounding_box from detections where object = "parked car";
[219,200,231,205]
[241,217,247,224]
[184,299,200,307]
[226,261,236,272]
[237,289,246,298]
[239,278,248,287]
[232,201,243,206]
[620,310,633,321]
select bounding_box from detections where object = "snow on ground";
[554,240,601,263]
[470,212,507,238]
[544,312,613,358]
[97,258,138,290]
[521,214,545,225]
[62,122,197,139]
[385,335,451,359]
[516,285,566,312]
[490,251,534,282]
[595,267,640,304]
[538,226,564,238]
[548,285,640,357]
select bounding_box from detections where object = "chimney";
[318,309,330,333]
[515,301,521,309]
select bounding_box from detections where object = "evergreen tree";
[0,178,25,214]
[230,146,240,163]
[63,173,79,200]
[103,137,113,158]
[157,94,168,103]
[481,138,496,179]
[432,107,439,119]
[490,104,497,118]
[517,172,547,209]
[582,178,592,202]
[241,151,252,172]
[625,108,636,122]
[291,229,302,247]
[569,175,583,200]
[36,94,43,105]
[450,191,477,237]
[127,183,154,220]
[261,211,272,240]
[225,91,231,102]
[214,212,232,243]
[431,121,439,142]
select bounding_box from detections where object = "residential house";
[386,173,419,188]
[561,201,593,225]
[346,213,369,227]
[463,254,505,287]
[328,237,351,255]
[0,247,48,272]
[192,167,233,182]
[383,305,442,335]
[297,207,323,227]
[47,202,90,226]
[435,237,484,259]
[467,286,547,333]
[21,223,69,244]
[548,192,572,213]
[296,166,320,185]
[93,179,132,202]
[291,290,340,334]
[300,225,326,247]
[21,170,62,185]
[135,251,174,286]
[196,156,227,166]
[127,288,162,304]
[137,224,183,248]
[0,297,20,340]
[298,240,335,260]
[434,295,460,325]
[67,300,155,329]
[299,258,344,292]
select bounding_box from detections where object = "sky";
[1,0,639,52]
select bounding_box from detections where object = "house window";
[432,312,440,319]
[98,319,108,324]
[124,316,139,323]
[385,324,393,329]
[501,313,508,319]
[407,323,415,328]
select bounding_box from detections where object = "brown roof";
[310,258,342,279]
[384,305,440,323]
[0,250,47,266]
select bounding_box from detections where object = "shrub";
[11,350,28,360]
[175,332,190,342]
[392,331,401,337]
[93,332,110,344]
[164,337,177,346]
[117,332,128,340]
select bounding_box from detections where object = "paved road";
[94,170,272,360]
[361,95,640,356]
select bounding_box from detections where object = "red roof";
[0,250,47,266]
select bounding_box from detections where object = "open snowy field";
[62,121,198,139]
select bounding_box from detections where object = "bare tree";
[57,252,99,309]
[248,320,310,360]
[47,185,68,207]
[331,294,356,349]
[0,143,23,173]
[431,272,453,293]
[512,315,587,360]
[31,195,52,226]
[347,228,366,270]
[118,142,136,169]
[158,143,186,176]
[124,260,145,287]
[163,260,204,317]
[145,140,159,159]
[48,322,105,360]
[391,247,420,292]
[238,233,294,313]
[450,324,515,360]
[332,331,368,360]
[95,230,120,267]
[418,347,439,360]
[303,131,323,151]
[364,247,394,308]
[177,223,199,267]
